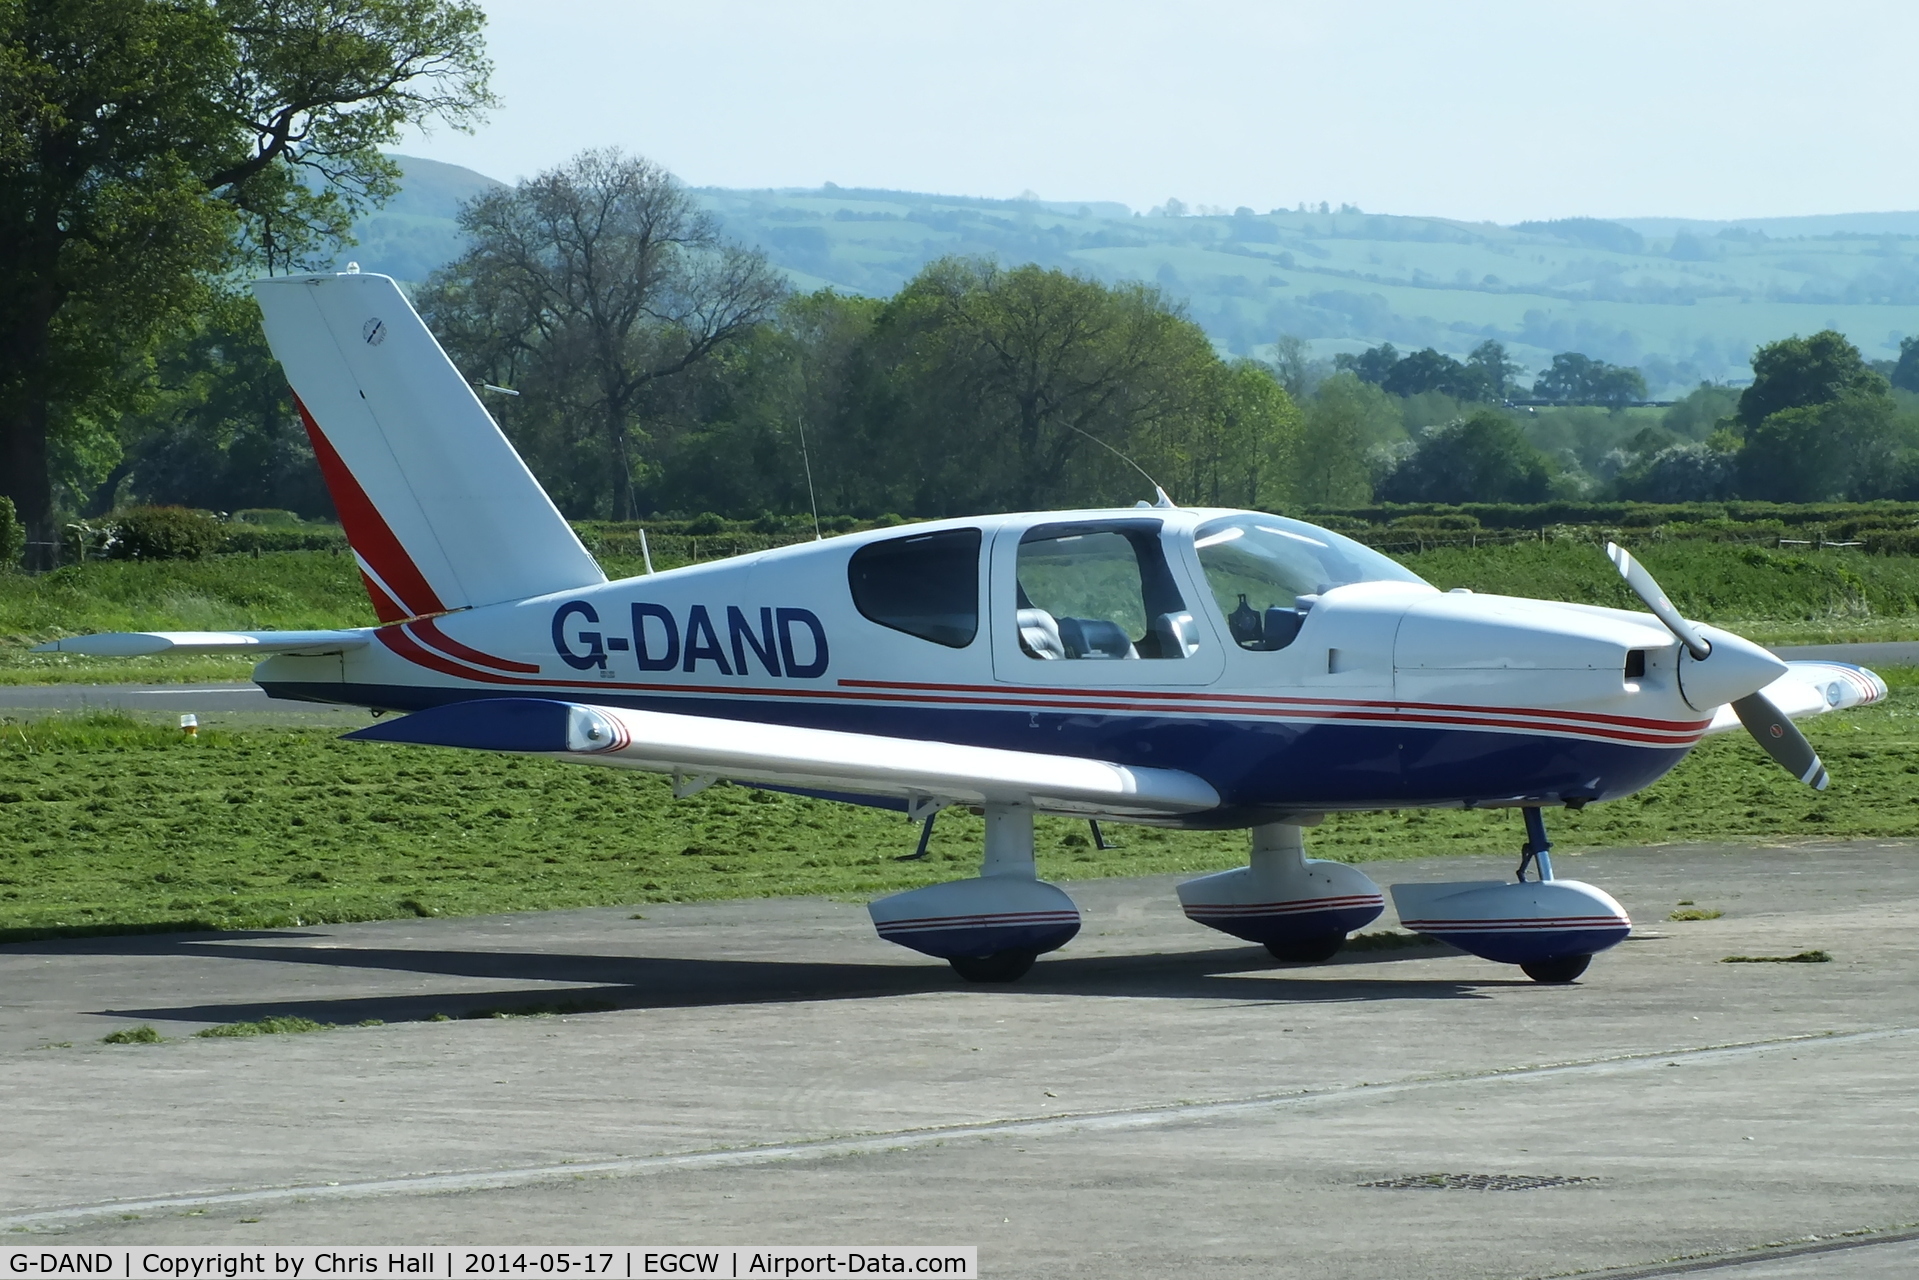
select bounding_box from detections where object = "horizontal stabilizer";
[1705,661,1887,732]
[348,699,1221,818]
[32,630,369,657]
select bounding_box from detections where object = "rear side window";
[848,528,982,648]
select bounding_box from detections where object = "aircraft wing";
[1704,660,1888,733]
[31,630,370,657]
[347,698,1222,818]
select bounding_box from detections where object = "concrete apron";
[3,839,1917,1280]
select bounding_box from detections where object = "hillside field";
[347,155,1919,388]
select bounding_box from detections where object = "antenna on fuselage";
[1066,424,1174,507]
[796,414,823,541]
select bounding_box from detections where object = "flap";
[349,698,1221,818]
[31,630,370,657]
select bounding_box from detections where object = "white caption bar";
[2,1250,976,1280]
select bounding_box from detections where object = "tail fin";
[253,271,605,620]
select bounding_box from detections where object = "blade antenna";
[1065,424,1173,507]
[796,413,823,542]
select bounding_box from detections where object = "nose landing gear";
[1390,806,1631,984]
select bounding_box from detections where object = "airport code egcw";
[3,1251,976,1280]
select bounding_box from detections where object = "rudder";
[253,271,605,620]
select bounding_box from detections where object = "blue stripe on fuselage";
[266,680,1688,816]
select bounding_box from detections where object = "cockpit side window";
[848,527,982,647]
[1194,514,1427,651]
[1015,520,1197,660]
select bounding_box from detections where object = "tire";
[1520,953,1592,984]
[949,950,1039,983]
[1264,933,1346,964]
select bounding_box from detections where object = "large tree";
[1377,410,1553,503]
[0,0,492,566]
[876,258,1219,513]
[420,149,788,520]
[1736,330,1886,428]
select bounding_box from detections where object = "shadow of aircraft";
[67,934,1493,1027]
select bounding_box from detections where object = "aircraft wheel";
[949,950,1039,983]
[1264,933,1346,964]
[1520,953,1592,984]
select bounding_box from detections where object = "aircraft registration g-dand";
[41,270,1890,984]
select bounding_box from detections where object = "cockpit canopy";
[1193,514,1429,651]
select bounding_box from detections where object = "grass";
[7,539,1919,685]
[1,668,1917,940]
[0,552,374,685]
[194,1016,333,1037]
[1669,908,1724,921]
[1398,540,1919,645]
[101,1025,163,1044]
[1722,950,1832,963]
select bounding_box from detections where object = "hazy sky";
[396,0,1918,223]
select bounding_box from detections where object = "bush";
[0,496,21,569]
[109,507,226,560]
[222,524,347,554]
[231,508,304,527]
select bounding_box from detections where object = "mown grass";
[1398,540,1919,645]
[2,670,1915,940]
[6,539,1919,685]
[0,552,375,684]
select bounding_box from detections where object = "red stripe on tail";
[294,392,446,619]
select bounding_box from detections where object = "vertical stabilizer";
[253,271,605,619]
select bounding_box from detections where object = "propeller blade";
[1606,542,1711,660]
[1732,692,1830,791]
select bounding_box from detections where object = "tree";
[1532,353,1647,404]
[1466,340,1523,400]
[1294,373,1378,505]
[1662,382,1739,440]
[1736,330,1886,428]
[1737,393,1905,502]
[420,149,788,519]
[645,289,890,520]
[1382,347,1483,400]
[1270,333,1318,400]
[1893,336,1919,394]
[1177,360,1303,510]
[92,292,329,516]
[1334,343,1399,386]
[874,259,1218,513]
[1377,411,1552,503]
[1,0,494,565]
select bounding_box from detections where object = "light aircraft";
[40,270,1889,984]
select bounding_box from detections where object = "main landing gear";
[1176,821,1386,963]
[866,803,1081,983]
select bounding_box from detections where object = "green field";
[6,538,1919,685]
[1,665,1914,942]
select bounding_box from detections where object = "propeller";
[1605,542,1828,791]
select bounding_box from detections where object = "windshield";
[1193,514,1428,649]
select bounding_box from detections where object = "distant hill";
[349,156,1919,395]
[337,155,503,281]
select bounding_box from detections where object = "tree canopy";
[419,148,787,520]
[1531,353,1648,405]
[0,0,493,564]
[1736,330,1886,428]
